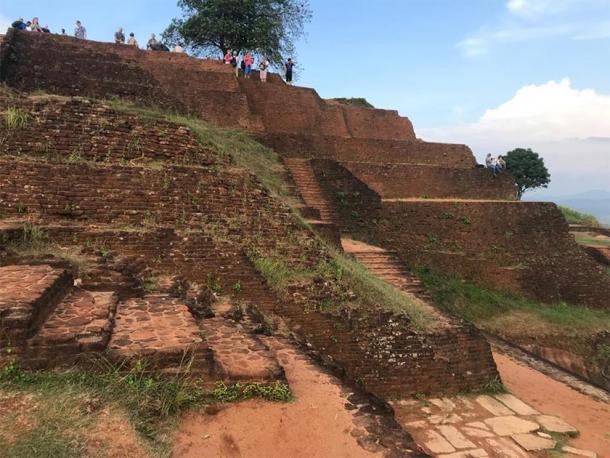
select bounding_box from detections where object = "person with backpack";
[231,52,239,77]
[11,19,28,31]
[285,58,295,85]
[259,57,270,83]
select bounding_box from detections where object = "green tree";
[163,0,311,66]
[505,148,551,199]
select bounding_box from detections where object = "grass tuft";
[4,108,30,130]
[211,381,294,403]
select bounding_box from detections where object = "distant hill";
[527,190,610,225]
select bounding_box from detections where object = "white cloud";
[0,15,11,33]
[507,0,571,17]
[418,79,610,194]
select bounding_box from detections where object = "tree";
[163,0,312,66]
[504,148,551,199]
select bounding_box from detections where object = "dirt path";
[172,339,420,457]
[494,352,610,457]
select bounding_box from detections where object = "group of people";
[9,17,297,83]
[485,154,507,176]
[222,50,295,84]
[11,17,86,39]
[113,29,183,52]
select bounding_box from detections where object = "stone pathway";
[392,392,597,457]
[108,294,213,374]
[26,290,117,368]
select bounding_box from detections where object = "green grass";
[107,101,290,198]
[573,232,610,248]
[251,249,432,330]
[327,98,375,109]
[211,381,293,403]
[0,359,294,454]
[560,206,600,227]
[4,107,30,130]
[416,267,610,332]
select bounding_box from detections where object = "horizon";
[1,0,608,201]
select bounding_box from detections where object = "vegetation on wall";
[560,206,600,227]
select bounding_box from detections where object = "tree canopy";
[163,0,311,66]
[505,148,551,199]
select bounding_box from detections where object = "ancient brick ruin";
[0,28,607,413]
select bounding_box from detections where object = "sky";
[1,0,609,198]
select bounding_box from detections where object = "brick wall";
[0,97,223,166]
[376,201,610,308]
[341,162,517,200]
[312,160,610,309]
[1,30,419,143]
[259,134,477,167]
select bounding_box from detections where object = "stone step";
[25,290,118,369]
[107,295,214,375]
[0,265,73,349]
[200,313,284,383]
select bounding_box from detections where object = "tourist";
[259,57,270,83]
[224,49,232,64]
[285,58,295,85]
[42,24,51,33]
[127,33,138,47]
[240,56,246,77]
[172,43,185,53]
[497,155,506,173]
[61,28,67,35]
[74,20,86,39]
[30,17,43,32]
[244,52,254,79]
[231,51,239,77]
[485,154,497,176]
[147,33,159,50]
[115,27,125,44]
[11,18,28,31]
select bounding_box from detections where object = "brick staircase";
[342,239,432,301]
[284,158,337,224]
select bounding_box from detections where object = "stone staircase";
[283,158,337,224]
[342,238,432,301]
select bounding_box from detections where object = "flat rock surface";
[29,290,117,350]
[108,294,211,371]
[511,433,556,451]
[199,314,283,382]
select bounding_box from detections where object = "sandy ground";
[494,352,610,457]
[172,343,381,458]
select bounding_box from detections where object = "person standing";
[74,20,87,39]
[231,51,239,77]
[115,27,125,44]
[285,58,295,85]
[224,49,232,64]
[259,57,270,83]
[127,33,138,47]
[244,52,254,79]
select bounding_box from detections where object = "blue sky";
[1,0,609,196]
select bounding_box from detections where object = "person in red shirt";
[224,50,232,64]
[244,52,254,79]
